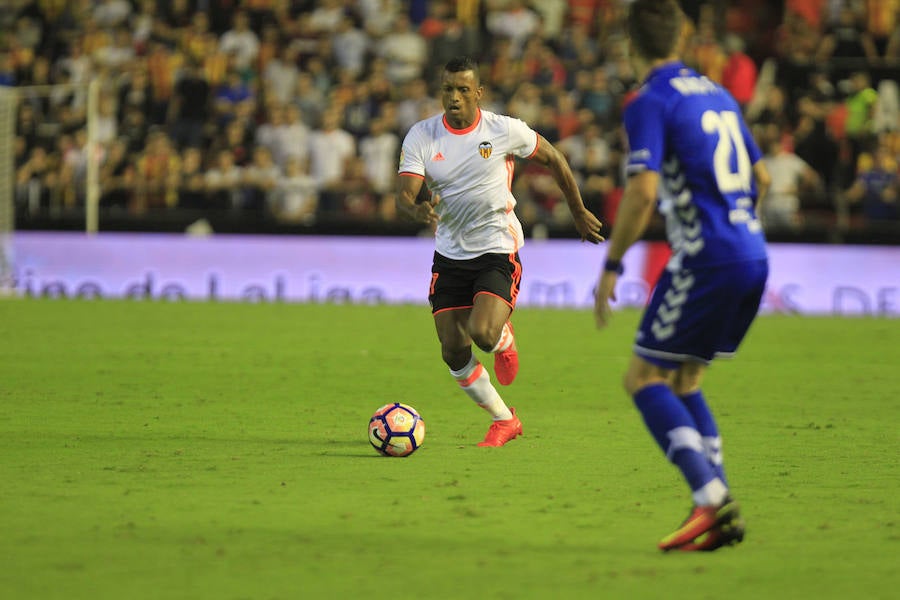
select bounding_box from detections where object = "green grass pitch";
[1,300,897,599]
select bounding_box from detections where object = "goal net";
[1,81,99,293]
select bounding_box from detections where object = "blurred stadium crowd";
[3,0,899,238]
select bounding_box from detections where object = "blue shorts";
[634,258,768,368]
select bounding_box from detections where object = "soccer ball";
[368,403,425,457]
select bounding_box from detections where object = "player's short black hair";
[444,56,480,83]
[627,0,685,60]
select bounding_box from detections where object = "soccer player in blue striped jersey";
[594,0,771,552]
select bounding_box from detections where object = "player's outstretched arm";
[594,170,658,328]
[531,134,604,244]
[396,173,438,226]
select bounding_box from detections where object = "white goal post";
[0,86,13,291]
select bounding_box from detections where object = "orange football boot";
[477,407,523,447]
[493,321,519,386]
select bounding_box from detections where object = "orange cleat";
[477,407,523,447]
[677,501,746,552]
[493,322,519,386]
[677,516,746,552]
[658,497,742,552]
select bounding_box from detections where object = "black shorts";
[429,251,523,314]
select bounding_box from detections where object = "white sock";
[489,322,514,353]
[692,477,729,507]
[450,355,514,421]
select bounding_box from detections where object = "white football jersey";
[399,108,538,259]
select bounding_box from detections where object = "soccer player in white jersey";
[594,0,772,551]
[397,56,604,447]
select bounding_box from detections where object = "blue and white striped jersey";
[624,62,767,270]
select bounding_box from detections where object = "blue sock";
[680,390,727,485]
[633,384,718,494]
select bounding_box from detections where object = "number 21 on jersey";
[701,110,752,194]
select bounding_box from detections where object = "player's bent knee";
[624,371,668,396]
[468,324,500,353]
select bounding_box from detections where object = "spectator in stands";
[578,67,617,127]
[508,81,543,125]
[396,78,437,137]
[428,17,480,77]
[256,23,281,76]
[520,39,564,90]
[273,156,318,224]
[94,26,136,70]
[261,43,299,107]
[308,0,345,34]
[793,98,841,191]
[558,121,612,178]
[358,0,399,38]
[92,0,132,28]
[98,137,134,210]
[531,0,568,40]
[209,117,253,167]
[118,66,153,123]
[377,14,427,85]
[760,136,822,230]
[175,146,207,210]
[182,12,214,64]
[887,17,900,60]
[130,0,157,55]
[167,60,211,150]
[417,0,451,40]
[205,148,244,211]
[864,0,899,58]
[242,146,281,212]
[200,32,230,88]
[816,5,878,63]
[332,15,370,79]
[686,12,726,82]
[553,92,582,141]
[532,104,561,143]
[292,71,325,128]
[213,67,255,127]
[218,11,259,73]
[154,0,194,42]
[485,0,541,57]
[359,115,400,198]
[844,145,899,222]
[56,39,92,96]
[334,156,379,219]
[754,85,792,131]
[280,104,312,169]
[16,102,39,153]
[873,80,900,135]
[145,40,183,124]
[343,79,378,138]
[307,107,356,214]
[844,70,879,162]
[721,33,757,111]
[119,105,149,155]
[16,146,56,216]
[255,103,286,167]
[134,129,178,211]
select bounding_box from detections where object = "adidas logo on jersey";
[432,152,445,161]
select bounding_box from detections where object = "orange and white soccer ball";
[368,403,425,457]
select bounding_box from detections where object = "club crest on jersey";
[478,141,493,159]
